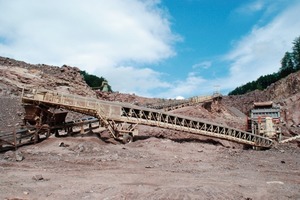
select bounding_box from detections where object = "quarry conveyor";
[20,89,273,148]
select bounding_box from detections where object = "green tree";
[279,52,295,77]
[292,36,300,70]
[80,71,112,92]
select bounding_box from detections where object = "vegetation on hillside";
[229,36,300,95]
[80,71,112,92]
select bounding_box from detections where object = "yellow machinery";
[248,102,281,140]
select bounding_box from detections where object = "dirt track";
[0,133,299,200]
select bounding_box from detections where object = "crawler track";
[21,89,273,148]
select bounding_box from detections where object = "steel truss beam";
[120,107,272,147]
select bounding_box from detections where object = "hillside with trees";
[80,71,112,92]
[229,36,300,95]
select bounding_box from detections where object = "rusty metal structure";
[0,116,100,151]
[247,101,281,140]
[12,88,272,149]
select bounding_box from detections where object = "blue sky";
[0,0,300,98]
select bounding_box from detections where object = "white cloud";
[221,1,300,92]
[157,72,208,98]
[0,0,179,95]
[237,0,265,14]
[192,61,212,69]
[97,65,171,97]
[175,96,185,100]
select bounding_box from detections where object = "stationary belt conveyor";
[21,89,273,148]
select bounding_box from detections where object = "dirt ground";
[0,129,299,200]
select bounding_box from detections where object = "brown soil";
[0,134,299,200]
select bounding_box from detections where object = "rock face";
[0,56,96,97]
[0,97,24,131]
[268,72,300,100]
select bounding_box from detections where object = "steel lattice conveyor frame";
[146,93,222,111]
[21,89,273,148]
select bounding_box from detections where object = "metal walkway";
[21,89,273,148]
[146,94,221,111]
